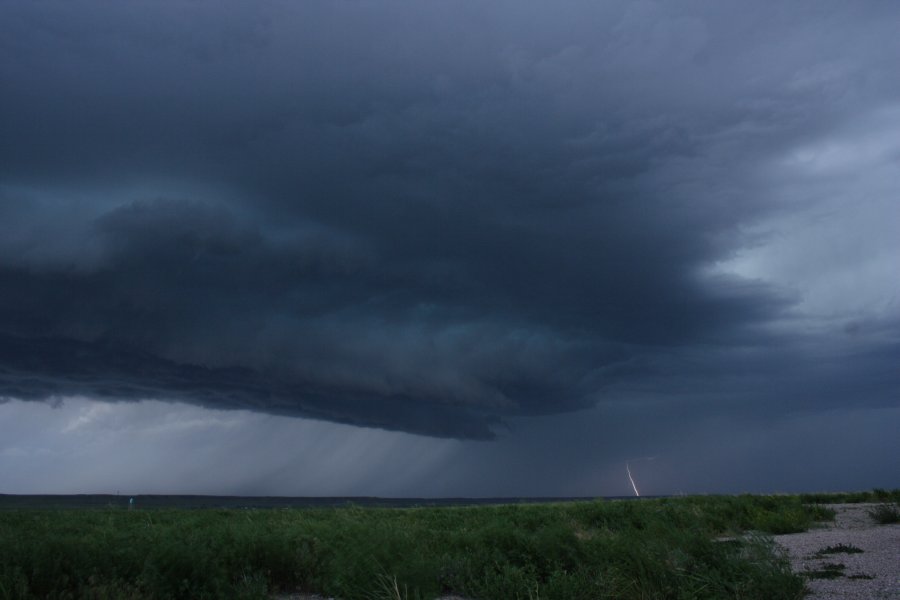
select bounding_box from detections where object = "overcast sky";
[1,0,898,497]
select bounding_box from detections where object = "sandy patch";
[775,503,899,599]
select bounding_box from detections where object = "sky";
[1,0,898,497]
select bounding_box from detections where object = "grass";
[0,494,835,600]
[866,503,900,524]
[798,488,900,504]
[802,562,845,580]
[813,543,863,558]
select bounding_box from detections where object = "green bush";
[867,503,900,525]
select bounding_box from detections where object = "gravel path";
[775,503,900,599]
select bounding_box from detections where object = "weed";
[813,543,863,557]
[803,563,845,580]
[867,503,900,524]
[369,573,417,600]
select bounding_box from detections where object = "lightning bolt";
[626,462,640,497]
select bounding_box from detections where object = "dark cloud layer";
[1,1,899,442]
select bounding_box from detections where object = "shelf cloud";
[1,0,898,465]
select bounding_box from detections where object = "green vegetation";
[0,494,832,600]
[802,562,846,580]
[813,543,863,558]
[798,488,900,504]
[867,502,900,524]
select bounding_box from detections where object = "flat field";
[1,493,893,600]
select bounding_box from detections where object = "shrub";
[867,503,900,525]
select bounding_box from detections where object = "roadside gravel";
[774,503,899,599]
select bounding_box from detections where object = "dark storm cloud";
[1,0,899,438]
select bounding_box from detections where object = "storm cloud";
[1,0,899,473]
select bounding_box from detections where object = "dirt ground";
[775,503,900,599]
